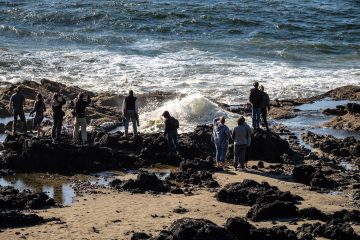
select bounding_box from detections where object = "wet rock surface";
[0,186,55,210]
[109,172,172,194]
[216,179,302,206]
[302,131,360,160]
[0,186,57,229]
[292,165,334,189]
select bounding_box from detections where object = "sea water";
[0,0,359,130]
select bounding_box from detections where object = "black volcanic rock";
[248,129,291,162]
[0,211,46,228]
[216,179,301,206]
[225,217,255,240]
[297,220,360,240]
[246,200,300,221]
[0,186,55,210]
[109,172,171,193]
[152,218,235,240]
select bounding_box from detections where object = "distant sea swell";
[0,0,359,102]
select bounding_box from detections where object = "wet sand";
[1,161,359,240]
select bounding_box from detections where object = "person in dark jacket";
[162,111,179,152]
[122,90,139,139]
[249,81,263,129]
[232,116,251,171]
[30,94,46,138]
[260,85,270,131]
[73,92,91,144]
[51,93,66,142]
[8,87,27,134]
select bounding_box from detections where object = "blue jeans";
[124,110,138,137]
[215,144,228,162]
[252,107,261,129]
[167,130,178,151]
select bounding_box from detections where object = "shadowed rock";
[297,220,360,240]
[216,179,302,206]
[246,200,300,221]
[0,186,55,210]
[109,172,171,194]
[152,218,235,240]
[0,211,46,228]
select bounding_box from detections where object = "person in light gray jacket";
[212,116,231,169]
[232,116,251,170]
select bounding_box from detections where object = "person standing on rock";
[122,90,139,139]
[212,116,231,170]
[249,81,263,129]
[232,116,251,171]
[9,87,27,135]
[260,85,270,131]
[29,94,46,138]
[162,111,179,153]
[51,93,66,142]
[72,92,91,144]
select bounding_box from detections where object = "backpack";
[169,117,179,130]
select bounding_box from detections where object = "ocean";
[0,0,359,104]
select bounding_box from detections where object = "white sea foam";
[139,93,241,133]
[1,45,359,107]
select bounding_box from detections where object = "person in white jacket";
[122,90,139,139]
[232,116,251,171]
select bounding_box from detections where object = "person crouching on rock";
[9,87,27,135]
[122,90,139,139]
[212,116,231,170]
[259,85,270,131]
[162,111,179,153]
[232,116,251,171]
[51,93,66,142]
[72,93,91,145]
[30,94,46,138]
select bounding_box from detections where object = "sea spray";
[140,93,241,133]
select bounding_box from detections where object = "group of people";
[8,87,180,151]
[9,87,91,144]
[8,81,270,169]
[212,81,271,171]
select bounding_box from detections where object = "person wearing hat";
[162,111,179,152]
[9,86,27,135]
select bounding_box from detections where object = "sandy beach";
[1,160,359,240]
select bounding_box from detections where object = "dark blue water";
[0,0,359,101]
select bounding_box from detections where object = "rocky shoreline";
[0,81,359,239]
